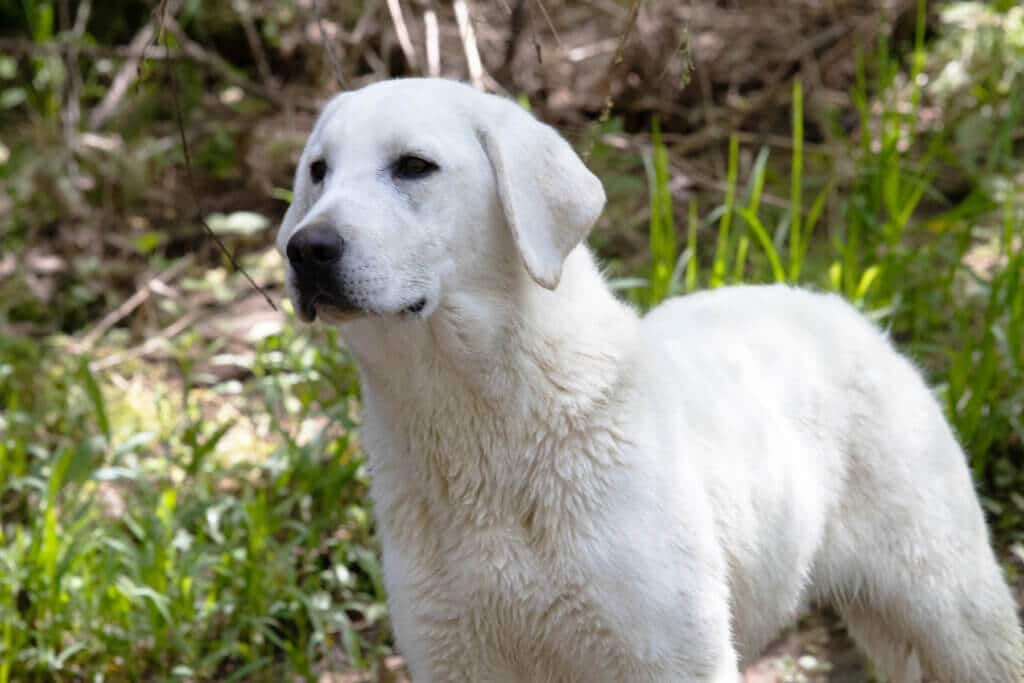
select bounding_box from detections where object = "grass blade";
[644,116,677,306]
[738,208,785,282]
[78,358,111,443]
[789,79,804,281]
[686,198,699,293]
[711,136,739,288]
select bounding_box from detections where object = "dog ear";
[478,101,606,290]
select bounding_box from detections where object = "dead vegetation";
[3,0,926,344]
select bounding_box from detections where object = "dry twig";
[424,4,441,77]
[151,1,278,312]
[312,0,347,89]
[386,0,421,73]
[88,0,184,130]
[164,17,289,107]
[234,0,276,90]
[73,256,195,352]
[0,37,180,60]
[88,25,155,129]
[60,0,91,149]
[454,0,484,90]
[596,0,643,124]
[90,308,203,372]
[532,0,561,48]
[500,0,528,76]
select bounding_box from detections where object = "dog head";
[277,78,605,323]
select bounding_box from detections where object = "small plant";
[642,116,675,306]
[0,323,387,680]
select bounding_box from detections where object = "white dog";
[277,78,1023,682]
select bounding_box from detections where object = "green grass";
[1,0,1023,680]
[0,326,390,680]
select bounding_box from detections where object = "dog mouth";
[404,297,427,315]
[304,299,362,323]
[292,284,360,323]
[292,285,428,323]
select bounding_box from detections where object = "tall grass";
[632,2,1023,490]
[642,116,675,306]
[0,327,389,680]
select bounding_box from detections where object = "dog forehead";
[315,79,482,154]
[353,77,483,112]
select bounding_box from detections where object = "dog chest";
[363,408,659,675]
[376,481,625,675]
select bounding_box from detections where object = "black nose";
[286,225,345,269]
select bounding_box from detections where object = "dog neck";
[340,246,639,432]
[340,247,640,538]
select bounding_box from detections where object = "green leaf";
[133,231,167,255]
[789,79,804,281]
[78,358,110,442]
[711,136,740,289]
[41,448,73,585]
[686,199,699,293]
[644,115,676,307]
[855,265,881,302]
[737,208,785,282]
[0,57,16,80]
[0,88,26,109]
[206,211,271,236]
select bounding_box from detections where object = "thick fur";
[278,78,1024,682]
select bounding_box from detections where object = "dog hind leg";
[840,605,922,683]
[831,549,1023,683]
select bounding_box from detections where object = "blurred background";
[1,0,1022,680]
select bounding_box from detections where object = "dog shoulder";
[640,284,888,350]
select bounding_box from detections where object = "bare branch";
[596,0,642,125]
[234,0,276,90]
[312,0,347,89]
[532,0,561,48]
[61,0,91,149]
[152,6,279,312]
[163,16,290,107]
[454,0,484,90]
[73,256,195,353]
[424,5,441,77]
[88,0,185,130]
[501,0,527,75]
[0,37,181,61]
[386,0,420,73]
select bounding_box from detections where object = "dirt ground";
[318,611,869,682]
[332,590,1024,681]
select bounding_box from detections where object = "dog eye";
[310,159,327,184]
[392,155,438,180]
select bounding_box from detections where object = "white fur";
[278,78,1024,682]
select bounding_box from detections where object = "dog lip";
[294,279,427,320]
[294,283,360,323]
[313,295,362,318]
[296,294,318,322]
[405,298,427,314]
